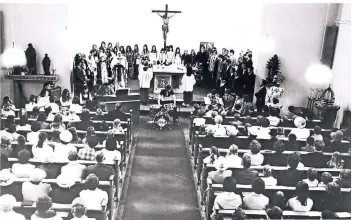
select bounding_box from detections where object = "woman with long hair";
[69,127,82,144]
[150,45,158,65]
[17,108,31,130]
[25,94,38,112]
[50,114,66,131]
[32,132,53,160]
[166,45,174,65]
[158,48,166,65]
[101,130,121,163]
[60,89,71,108]
[133,44,140,79]
[37,87,50,110]
[190,49,197,67]
[98,48,108,84]
[174,47,182,65]
[119,46,126,56]
[327,151,344,169]
[82,126,96,144]
[203,146,220,164]
[125,45,134,79]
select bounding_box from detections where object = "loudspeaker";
[0,11,3,54]
[321,25,339,68]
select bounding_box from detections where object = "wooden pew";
[1,177,114,220]
[13,202,106,220]
[205,184,351,220]
[215,209,351,220]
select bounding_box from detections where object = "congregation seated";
[37,156,61,179]
[1,98,16,118]
[312,125,323,141]
[45,96,60,113]
[27,121,42,144]
[79,174,108,210]
[100,131,121,163]
[78,136,99,161]
[31,195,62,220]
[12,149,35,178]
[81,126,96,144]
[335,170,351,188]
[262,165,277,186]
[304,140,328,168]
[60,151,86,179]
[91,108,105,121]
[70,97,83,114]
[301,136,315,152]
[30,107,41,119]
[224,145,242,167]
[85,152,116,181]
[285,134,300,151]
[45,106,55,121]
[302,168,319,187]
[286,181,313,212]
[68,127,82,144]
[233,155,259,185]
[60,89,72,108]
[203,146,220,165]
[288,117,310,140]
[327,130,349,153]
[243,178,269,210]
[70,198,90,220]
[17,109,31,131]
[49,175,79,204]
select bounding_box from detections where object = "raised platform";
[5,74,60,82]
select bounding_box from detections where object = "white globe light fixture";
[304,63,333,85]
[1,44,26,69]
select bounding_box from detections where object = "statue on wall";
[25,43,37,74]
[42,54,51,75]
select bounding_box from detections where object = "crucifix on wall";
[152,4,181,49]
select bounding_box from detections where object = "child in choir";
[133,44,140,79]
[158,48,166,65]
[174,47,182,65]
[303,168,319,187]
[125,45,134,79]
[166,46,174,65]
[142,44,149,61]
[150,45,158,65]
[60,89,71,109]
[98,48,108,84]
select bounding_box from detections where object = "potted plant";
[266,54,285,86]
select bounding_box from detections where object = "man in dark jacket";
[304,140,329,168]
[85,152,116,181]
[74,60,86,96]
[233,155,259,185]
[278,153,305,186]
[255,80,267,113]
[105,102,128,121]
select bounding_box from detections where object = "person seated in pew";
[0,145,10,170]
[31,195,63,220]
[241,95,254,116]
[0,136,13,158]
[70,97,83,114]
[221,89,235,115]
[91,108,105,121]
[0,99,15,118]
[261,105,270,117]
[269,191,286,211]
[212,115,227,136]
[282,106,297,122]
[203,146,221,165]
[85,152,116,181]
[265,141,287,167]
[50,114,66,132]
[285,133,300,151]
[30,106,41,119]
[105,102,128,122]
[233,155,259,185]
[244,140,264,166]
[304,140,328,168]
[225,145,242,167]
[247,117,271,140]
[243,178,269,210]
[265,129,278,150]
[262,165,277,186]
[78,136,99,161]
[278,153,305,186]
[317,172,333,187]
[45,96,60,113]
[25,94,38,112]
[100,132,121,164]
[327,151,344,169]
[32,132,54,161]
[293,151,305,169]
[312,126,323,141]
[27,121,42,144]
[12,149,35,178]
[60,89,72,109]
[81,126,96,144]
[303,168,318,187]
[212,176,242,216]
[68,127,82,144]
[79,174,108,210]
[301,136,315,152]
[17,109,31,131]
[37,113,50,129]
[230,113,243,127]
[316,182,344,212]
[76,109,92,131]
[67,109,80,121]
[193,109,206,127]
[287,181,313,212]
[70,198,90,220]
[288,117,310,140]
[267,107,281,127]
[0,194,26,220]
[13,135,27,158]
[37,89,50,111]
[45,106,55,122]
[4,124,19,142]
[112,119,124,134]
[321,210,339,220]
[266,206,283,220]
[60,151,86,179]
[335,169,351,188]
[49,175,79,204]
[53,130,77,162]
[207,157,232,185]
[326,130,349,153]
[0,169,22,200]
[37,156,61,179]
[22,168,51,202]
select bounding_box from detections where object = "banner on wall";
[200,42,214,52]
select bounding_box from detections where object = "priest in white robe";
[138,61,154,105]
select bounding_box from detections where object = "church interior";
[0,1,351,220]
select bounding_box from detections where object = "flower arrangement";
[266,54,285,85]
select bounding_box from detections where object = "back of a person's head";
[86,126,95,137]
[306,136,315,146]
[242,155,251,168]
[314,140,325,151]
[272,191,285,209]
[263,165,273,177]
[37,113,47,122]
[313,126,322,135]
[95,151,105,163]
[340,169,351,181]
[267,206,283,220]
[87,136,99,148]
[234,104,241,111]
[44,106,52,115]
[252,178,265,194]
[29,94,36,103]
[321,172,333,184]
[38,132,47,143]
[307,168,317,181]
[232,207,247,220]
[18,149,31,164]
[249,140,261,154]
[32,106,39,114]
[53,113,62,123]
[115,102,122,110]
[71,198,87,218]
[214,115,223,124]
[273,140,284,153]
[295,181,309,204]
[228,144,238,155]
[36,195,53,212]
[17,135,26,145]
[332,130,343,142]
[69,127,78,137]
[327,182,341,196]
[8,124,17,133]
[49,96,55,103]
[105,136,117,151]
[321,210,338,219]
[0,194,17,212]
[223,176,236,193]
[80,109,91,121]
[68,150,78,161]
[31,121,41,132]
[287,153,300,169]
[288,106,294,113]
[113,118,121,128]
[288,133,297,142]
[85,174,100,190]
[72,96,80,105]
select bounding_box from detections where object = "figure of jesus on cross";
[152,4,181,49]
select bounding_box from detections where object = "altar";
[152,65,186,94]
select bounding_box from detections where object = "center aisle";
[122,116,201,220]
